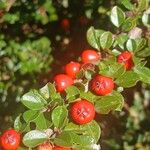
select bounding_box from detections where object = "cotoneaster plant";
[1,1,150,150]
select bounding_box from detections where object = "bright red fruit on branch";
[61,18,70,30]
[54,74,73,93]
[81,50,101,63]
[117,51,134,70]
[38,142,52,150]
[70,100,95,125]
[0,129,20,150]
[53,146,71,150]
[65,61,81,78]
[90,75,114,96]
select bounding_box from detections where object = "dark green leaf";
[23,130,49,148]
[95,91,124,114]
[100,32,113,49]
[21,90,47,110]
[51,106,68,128]
[110,6,125,27]
[65,86,80,103]
[134,66,150,84]
[116,71,139,87]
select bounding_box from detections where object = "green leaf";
[23,110,39,123]
[54,131,74,147]
[14,115,22,131]
[100,32,113,49]
[65,86,80,103]
[54,131,95,147]
[51,106,68,128]
[23,130,49,148]
[72,134,95,146]
[121,18,136,32]
[86,26,104,50]
[142,10,150,26]
[134,66,150,84]
[95,91,124,114]
[80,91,97,103]
[137,0,147,12]
[64,121,101,143]
[40,83,53,99]
[110,6,125,27]
[116,71,139,87]
[121,0,135,10]
[136,47,150,57]
[134,38,147,52]
[34,113,48,130]
[126,39,137,52]
[21,90,47,110]
[40,83,60,101]
[64,122,82,134]
[81,121,101,143]
[115,34,128,49]
[99,61,125,79]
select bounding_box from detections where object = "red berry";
[70,100,95,125]
[0,129,20,150]
[81,50,101,63]
[54,74,73,93]
[65,61,81,78]
[117,51,134,70]
[53,146,71,150]
[38,142,52,150]
[61,19,70,30]
[90,75,114,96]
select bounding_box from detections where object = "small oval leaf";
[100,32,113,49]
[21,90,47,110]
[51,106,68,128]
[110,6,125,27]
[23,130,49,148]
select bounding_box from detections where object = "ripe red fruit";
[61,18,70,30]
[65,61,81,78]
[38,142,52,150]
[54,74,73,93]
[117,51,134,70]
[53,146,71,150]
[70,100,95,125]
[81,50,101,63]
[0,129,20,150]
[90,75,114,96]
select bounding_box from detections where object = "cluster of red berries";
[54,49,133,125]
[0,50,133,150]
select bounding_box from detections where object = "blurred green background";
[0,0,150,149]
